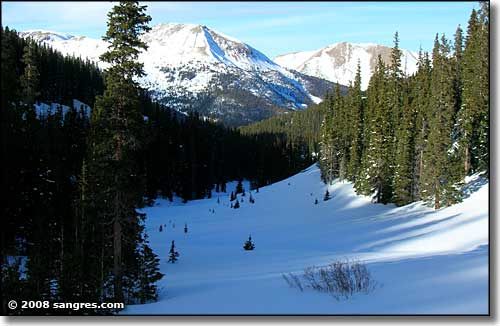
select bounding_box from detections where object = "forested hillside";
[243,3,489,210]
[1,10,312,313]
[318,4,489,209]
[0,1,489,316]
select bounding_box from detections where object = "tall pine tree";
[346,61,364,181]
[81,1,161,304]
[420,35,462,209]
[457,4,489,177]
[356,55,393,203]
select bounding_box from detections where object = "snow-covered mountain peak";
[275,42,419,90]
[19,24,332,126]
[140,23,280,72]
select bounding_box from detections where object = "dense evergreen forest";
[318,3,489,209]
[244,3,489,210]
[239,99,326,159]
[0,2,312,315]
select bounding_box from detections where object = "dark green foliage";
[346,62,365,181]
[1,26,104,314]
[0,3,489,314]
[135,239,163,304]
[2,17,319,312]
[240,101,324,186]
[317,81,355,184]
[20,41,40,105]
[141,105,310,203]
[457,4,489,176]
[392,82,417,206]
[243,236,255,251]
[420,34,462,209]
[356,55,394,204]
[236,180,244,194]
[79,1,156,304]
[234,199,240,209]
[319,92,336,184]
[319,9,488,209]
[168,240,179,263]
[411,50,432,202]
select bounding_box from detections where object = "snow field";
[123,165,488,314]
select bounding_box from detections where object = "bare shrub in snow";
[290,273,304,292]
[285,259,376,300]
[282,272,303,292]
[282,273,293,287]
[303,266,322,291]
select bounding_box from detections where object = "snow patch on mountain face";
[20,24,329,125]
[275,42,419,90]
[273,50,316,70]
[30,99,91,120]
[20,30,74,42]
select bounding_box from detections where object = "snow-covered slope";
[20,25,333,126]
[122,165,488,314]
[275,42,419,90]
[33,99,91,120]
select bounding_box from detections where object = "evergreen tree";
[81,1,154,303]
[243,235,255,251]
[346,61,364,181]
[356,55,393,203]
[319,86,345,183]
[234,199,240,209]
[319,92,335,184]
[387,31,403,136]
[235,179,244,194]
[453,24,464,116]
[392,80,416,206]
[420,35,462,209]
[135,239,163,304]
[411,50,432,200]
[20,40,40,105]
[324,190,330,201]
[457,4,489,176]
[168,240,179,263]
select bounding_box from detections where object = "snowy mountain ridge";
[275,42,419,90]
[19,24,334,126]
[20,29,74,42]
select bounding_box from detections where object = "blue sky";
[2,1,478,58]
